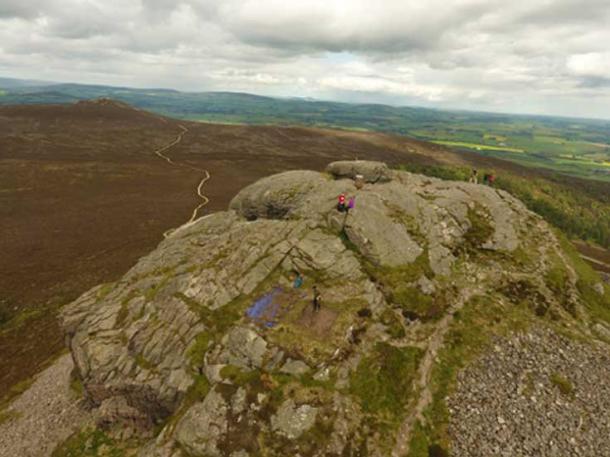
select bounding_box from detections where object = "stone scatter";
[448,329,610,457]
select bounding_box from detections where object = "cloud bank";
[1,0,609,118]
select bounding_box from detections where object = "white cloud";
[567,53,610,79]
[0,0,609,118]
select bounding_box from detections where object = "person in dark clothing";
[337,194,347,212]
[312,286,322,312]
[469,169,478,184]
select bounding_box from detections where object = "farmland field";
[1,80,609,181]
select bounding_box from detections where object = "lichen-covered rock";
[217,326,268,369]
[60,161,608,457]
[271,399,318,439]
[175,389,228,457]
[594,282,605,296]
[326,160,392,183]
[229,170,326,220]
[280,359,310,376]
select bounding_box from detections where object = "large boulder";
[229,170,326,220]
[326,160,392,183]
[175,389,229,457]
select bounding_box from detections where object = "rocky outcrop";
[326,160,392,183]
[60,161,610,456]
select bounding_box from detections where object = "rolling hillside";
[1,80,609,181]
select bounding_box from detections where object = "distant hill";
[1,79,609,181]
[0,77,58,89]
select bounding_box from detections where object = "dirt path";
[391,286,482,457]
[580,254,610,270]
[151,123,211,236]
[0,354,92,457]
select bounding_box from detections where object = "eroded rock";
[175,389,228,457]
[59,161,598,457]
[271,399,318,439]
[326,160,392,183]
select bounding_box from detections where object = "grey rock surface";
[326,160,392,183]
[271,399,318,439]
[58,161,609,457]
[175,389,228,457]
[280,359,310,376]
[218,326,268,370]
[594,282,605,296]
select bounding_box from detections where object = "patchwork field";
[2,82,609,181]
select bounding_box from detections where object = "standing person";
[483,173,490,185]
[312,286,322,312]
[293,271,303,289]
[469,169,478,184]
[346,196,356,214]
[337,194,346,212]
[488,173,496,187]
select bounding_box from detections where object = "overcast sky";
[1,0,610,119]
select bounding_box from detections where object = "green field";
[431,140,525,153]
[1,80,609,181]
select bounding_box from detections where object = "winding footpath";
[391,285,483,457]
[152,123,211,237]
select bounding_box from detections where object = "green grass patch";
[96,283,114,300]
[431,140,524,153]
[134,354,155,371]
[463,206,494,251]
[379,309,406,339]
[349,342,423,423]
[70,376,84,397]
[365,249,433,286]
[0,408,21,426]
[144,273,172,302]
[186,330,212,370]
[220,366,260,385]
[51,427,128,457]
[555,234,610,324]
[415,294,533,454]
[550,372,574,397]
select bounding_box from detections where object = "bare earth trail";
[391,284,483,457]
[151,122,212,235]
[580,254,610,270]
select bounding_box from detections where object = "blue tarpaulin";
[246,287,283,328]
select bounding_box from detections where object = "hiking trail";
[391,284,483,457]
[151,123,211,238]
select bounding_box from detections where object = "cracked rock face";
[62,160,582,456]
